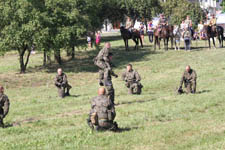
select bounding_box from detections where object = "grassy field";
[0,33,225,150]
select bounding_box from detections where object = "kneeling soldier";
[87,87,118,131]
[0,86,10,128]
[122,64,143,94]
[55,68,72,98]
[179,65,197,94]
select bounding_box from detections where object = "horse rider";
[209,14,217,27]
[126,17,133,35]
[185,16,193,37]
[184,16,192,29]
[157,14,168,33]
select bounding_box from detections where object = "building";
[162,0,222,13]
[198,0,222,14]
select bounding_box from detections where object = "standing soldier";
[100,53,118,104]
[0,86,10,128]
[179,65,197,94]
[87,87,118,131]
[94,42,116,86]
[54,68,72,98]
[122,64,143,94]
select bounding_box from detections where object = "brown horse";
[120,26,143,51]
[203,25,224,48]
[154,25,173,51]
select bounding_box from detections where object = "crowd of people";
[123,13,219,51]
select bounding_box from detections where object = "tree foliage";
[162,0,205,29]
[0,0,162,73]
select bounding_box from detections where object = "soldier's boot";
[65,87,71,96]
[87,118,94,130]
[128,88,133,95]
[137,87,142,95]
[0,119,4,128]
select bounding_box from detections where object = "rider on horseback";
[126,17,133,36]
[157,14,168,33]
[209,14,217,27]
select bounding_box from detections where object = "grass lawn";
[0,33,225,150]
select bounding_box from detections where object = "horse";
[203,25,224,48]
[173,26,182,51]
[154,25,172,51]
[120,26,143,51]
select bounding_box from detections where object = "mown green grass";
[0,33,225,150]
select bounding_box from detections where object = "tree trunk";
[47,53,51,65]
[66,49,71,56]
[54,49,62,65]
[43,49,47,66]
[71,46,75,59]
[18,46,31,74]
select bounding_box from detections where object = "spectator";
[183,27,192,51]
[139,23,145,44]
[95,31,101,46]
[147,20,154,43]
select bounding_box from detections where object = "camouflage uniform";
[122,69,143,94]
[100,68,117,104]
[87,95,118,131]
[55,73,72,98]
[180,69,197,93]
[94,47,112,84]
[0,93,10,127]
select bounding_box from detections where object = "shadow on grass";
[115,126,138,133]
[116,98,156,106]
[3,123,14,128]
[26,39,161,73]
[196,90,211,94]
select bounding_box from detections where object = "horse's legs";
[208,38,211,49]
[136,38,139,50]
[218,35,221,48]
[123,39,127,51]
[139,37,143,48]
[175,41,177,50]
[212,37,216,48]
[154,36,157,50]
[133,38,138,50]
[166,37,169,51]
[158,38,161,49]
[171,37,173,49]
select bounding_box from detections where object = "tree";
[221,0,225,12]
[0,0,38,73]
[162,0,205,29]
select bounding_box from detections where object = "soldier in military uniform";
[99,53,118,104]
[0,86,10,128]
[179,65,197,94]
[122,64,143,94]
[87,87,118,131]
[54,68,72,98]
[94,42,113,86]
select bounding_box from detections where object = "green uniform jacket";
[0,93,10,119]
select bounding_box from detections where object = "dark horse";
[120,26,143,51]
[154,25,173,51]
[203,25,224,48]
